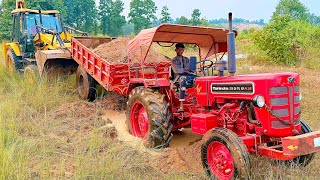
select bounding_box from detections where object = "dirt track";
[51,91,205,177]
[102,109,204,174]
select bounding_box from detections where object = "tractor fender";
[4,42,21,57]
[126,78,170,95]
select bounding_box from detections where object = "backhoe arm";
[36,25,66,49]
[16,0,25,9]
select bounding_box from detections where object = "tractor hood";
[196,72,300,103]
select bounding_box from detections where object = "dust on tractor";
[2,0,86,78]
[71,13,320,180]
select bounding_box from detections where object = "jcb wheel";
[24,65,39,83]
[282,121,315,167]
[76,66,97,102]
[6,49,22,73]
[126,87,173,148]
[201,128,251,180]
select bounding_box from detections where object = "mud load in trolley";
[70,13,320,180]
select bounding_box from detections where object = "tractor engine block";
[217,103,248,136]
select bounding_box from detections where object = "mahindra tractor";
[71,13,320,180]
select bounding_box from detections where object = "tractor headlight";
[252,95,265,108]
[299,93,302,102]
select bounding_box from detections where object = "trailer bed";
[71,37,171,96]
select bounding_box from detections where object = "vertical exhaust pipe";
[227,12,236,76]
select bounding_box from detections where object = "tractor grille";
[269,86,300,128]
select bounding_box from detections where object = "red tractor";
[72,13,320,180]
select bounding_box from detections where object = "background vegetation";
[239,0,320,68]
[0,0,267,39]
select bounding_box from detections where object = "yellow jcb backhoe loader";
[2,0,87,77]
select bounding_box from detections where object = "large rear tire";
[76,66,97,102]
[126,87,173,148]
[201,128,251,180]
[6,49,22,73]
[281,121,315,167]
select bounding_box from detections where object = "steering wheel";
[197,60,214,75]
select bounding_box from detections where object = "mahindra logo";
[288,77,295,83]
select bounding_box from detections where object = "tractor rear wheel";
[126,87,173,148]
[282,121,315,167]
[6,49,22,73]
[24,64,39,83]
[76,66,97,102]
[201,128,251,180]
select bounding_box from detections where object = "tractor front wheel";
[76,66,97,102]
[6,49,22,73]
[126,87,173,148]
[201,128,251,180]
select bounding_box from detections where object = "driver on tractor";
[172,43,196,112]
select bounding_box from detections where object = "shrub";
[252,17,320,66]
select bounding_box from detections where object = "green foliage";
[160,6,173,24]
[123,23,134,35]
[191,9,201,26]
[128,0,157,34]
[99,0,112,35]
[177,16,189,25]
[27,0,67,17]
[237,28,256,40]
[252,19,320,66]
[249,0,320,67]
[0,0,15,40]
[109,0,126,36]
[310,14,320,26]
[99,0,126,36]
[272,0,309,22]
[62,0,97,33]
[209,18,265,26]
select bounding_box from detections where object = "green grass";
[0,65,78,178]
[0,64,198,179]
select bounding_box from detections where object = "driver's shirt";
[171,56,190,75]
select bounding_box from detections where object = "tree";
[99,0,126,36]
[177,16,189,25]
[128,0,157,34]
[160,6,173,24]
[191,9,201,26]
[272,0,309,22]
[0,0,15,40]
[310,14,320,26]
[63,0,79,27]
[99,0,112,35]
[27,0,66,13]
[63,0,97,33]
[109,0,126,36]
[200,18,211,27]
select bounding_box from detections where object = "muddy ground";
[45,92,206,178]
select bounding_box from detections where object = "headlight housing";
[299,93,302,102]
[252,95,265,108]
